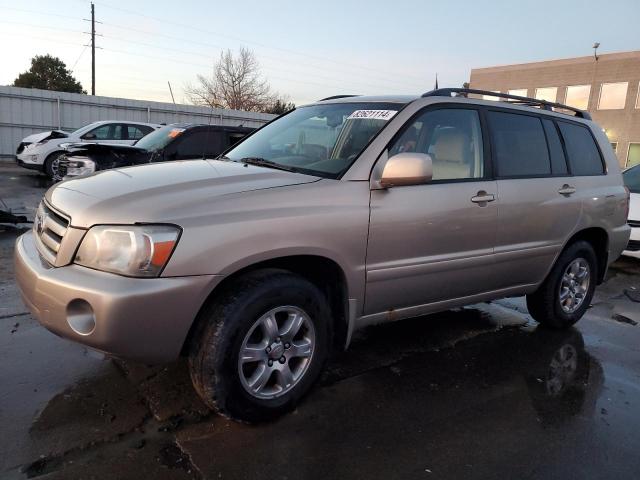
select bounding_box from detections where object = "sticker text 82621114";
[347,110,397,121]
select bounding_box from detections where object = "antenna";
[167,81,176,104]
[203,101,215,160]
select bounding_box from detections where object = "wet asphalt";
[1,164,640,479]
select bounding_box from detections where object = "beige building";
[469,50,640,168]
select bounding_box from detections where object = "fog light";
[66,299,96,335]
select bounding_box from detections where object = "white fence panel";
[0,86,274,161]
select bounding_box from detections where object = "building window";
[482,91,501,101]
[565,85,591,110]
[508,88,528,97]
[598,82,628,110]
[535,87,557,103]
[628,143,640,167]
[611,142,617,153]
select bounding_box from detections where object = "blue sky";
[0,0,638,105]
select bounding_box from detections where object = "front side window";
[487,111,550,177]
[388,108,484,181]
[86,124,113,140]
[134,125,186,151]
[565,85,591,110]
[224,102,401,178]
[176,131,224,158]
[557,122,604,175]
[598,82,628,110]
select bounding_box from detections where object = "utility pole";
[91,2,95,95]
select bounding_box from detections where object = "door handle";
[558,184,576,196]
[471,191,496,205]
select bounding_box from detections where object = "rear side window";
[557,122,604,175]
[127,125,151,140]
[541,119,568,175]
[487,111,550,177]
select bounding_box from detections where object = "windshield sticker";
[347,110,397,121]
[168,128,185,138]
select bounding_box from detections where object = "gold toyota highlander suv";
[15,89,631,422]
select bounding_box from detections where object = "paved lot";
[1,164,640,479]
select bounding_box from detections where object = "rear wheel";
[527,240,597,328]
[44,151,64,180]
[188,269,331,422]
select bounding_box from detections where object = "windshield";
[623,164,640,194]
[224,102,402,178]
[134,125,186,151]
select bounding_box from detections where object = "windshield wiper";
[235,157,299,173]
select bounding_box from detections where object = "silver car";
[15,89,631,422]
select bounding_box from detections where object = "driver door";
[365,106,499,315]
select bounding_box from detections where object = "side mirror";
[82,133,96,140]
[379,153,433,188]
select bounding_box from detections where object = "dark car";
[56,123,254,180]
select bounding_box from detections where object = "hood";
[46,159,320,227]
[64,142,146,153]
[22,130,69,144]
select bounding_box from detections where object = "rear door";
[488,110,582,288]
[365,106,499,315]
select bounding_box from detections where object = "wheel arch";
[561,227,609,284]
[181,254,351,356]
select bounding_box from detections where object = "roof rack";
[317,95,361,101]
[422,88,592,120]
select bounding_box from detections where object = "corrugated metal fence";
[0,86,274,161]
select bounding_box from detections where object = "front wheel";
[188,269,331,422]
[44,151,65,181]
[526,240,597,329]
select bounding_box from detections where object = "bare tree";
[186,47,281,112]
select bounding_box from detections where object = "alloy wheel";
[238,306,315,399]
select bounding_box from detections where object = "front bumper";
[15,157,43,171]
[622,224,640,259]
[14,231,220,363]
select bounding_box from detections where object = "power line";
[92,1,430,87]
[99,20,427,91]
[70,45,89,71]
[1,8,430,91]
[97,33,414,93]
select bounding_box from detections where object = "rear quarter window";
[557,122,604,176]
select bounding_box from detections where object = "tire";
[188,269,332,422]
[44,151,64,180]
[526,240,597,329]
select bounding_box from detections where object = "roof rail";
[317,95,361,101]
[422,88,592,120]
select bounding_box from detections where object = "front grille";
[628,219,640,228]
[16,142,30,154]
[627,240,640,252]
[34,201,70,265]
[57,156,69,178]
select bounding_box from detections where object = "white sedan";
[15,121,161,178]
[623,164,640,259]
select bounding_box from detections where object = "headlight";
[75,225,181,277]
[66,159,96,177]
